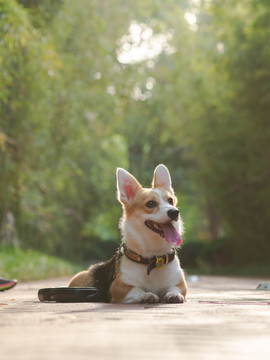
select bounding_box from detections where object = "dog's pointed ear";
[152,164,173,192]
[116,168,142,204]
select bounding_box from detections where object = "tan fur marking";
[124,187,178,218]
[157,187,178,206]
[124,188,158,216]
[110,271,133,303]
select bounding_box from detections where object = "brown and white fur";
[69,164,187,303]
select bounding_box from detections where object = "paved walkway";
[1,276,270,360]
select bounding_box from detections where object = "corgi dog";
[69,164,187,303]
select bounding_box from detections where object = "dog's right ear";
[116,168,142,204]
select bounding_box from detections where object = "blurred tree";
[186,0,270,263]
[1,0,269,268]
[212,0,270,263]
[0,0,58,240]
[18,0,132,260]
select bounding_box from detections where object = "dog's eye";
[146,200,158,208]
[168,197,174,205]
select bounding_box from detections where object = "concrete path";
[1,276,270,360]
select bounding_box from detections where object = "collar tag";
[156,257,165,270]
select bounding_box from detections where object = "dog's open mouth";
[145,220,182,247]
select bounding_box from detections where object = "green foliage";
[0,0,58,230]
[187,0,270,264]
[0,0,270,271]
[0,246,80,281]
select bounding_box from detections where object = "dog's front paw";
[139,292,159,304]
[164,292,185,304]
[124,288,160,304]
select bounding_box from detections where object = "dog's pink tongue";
[161,223,182,246]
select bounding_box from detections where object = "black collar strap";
[118,244,175,275]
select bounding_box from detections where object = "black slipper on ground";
[0,278,17,291]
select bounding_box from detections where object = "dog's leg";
[163,278,187,303]
[124,287,160,304]
[111,273,159,304]
[110,272,133,303]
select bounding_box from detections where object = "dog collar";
[118,244,175,275]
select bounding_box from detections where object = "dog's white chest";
[120,256,182,296]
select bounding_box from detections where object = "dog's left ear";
[152,164,173,193]
[116,168,142,204]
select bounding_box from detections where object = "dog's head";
[116,164,183,248]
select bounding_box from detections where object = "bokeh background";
[1,0,270,276]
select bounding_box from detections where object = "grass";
[0,246,82,282]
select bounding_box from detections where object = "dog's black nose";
[167,209,179,221]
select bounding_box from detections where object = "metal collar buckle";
[155,257,165,270]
